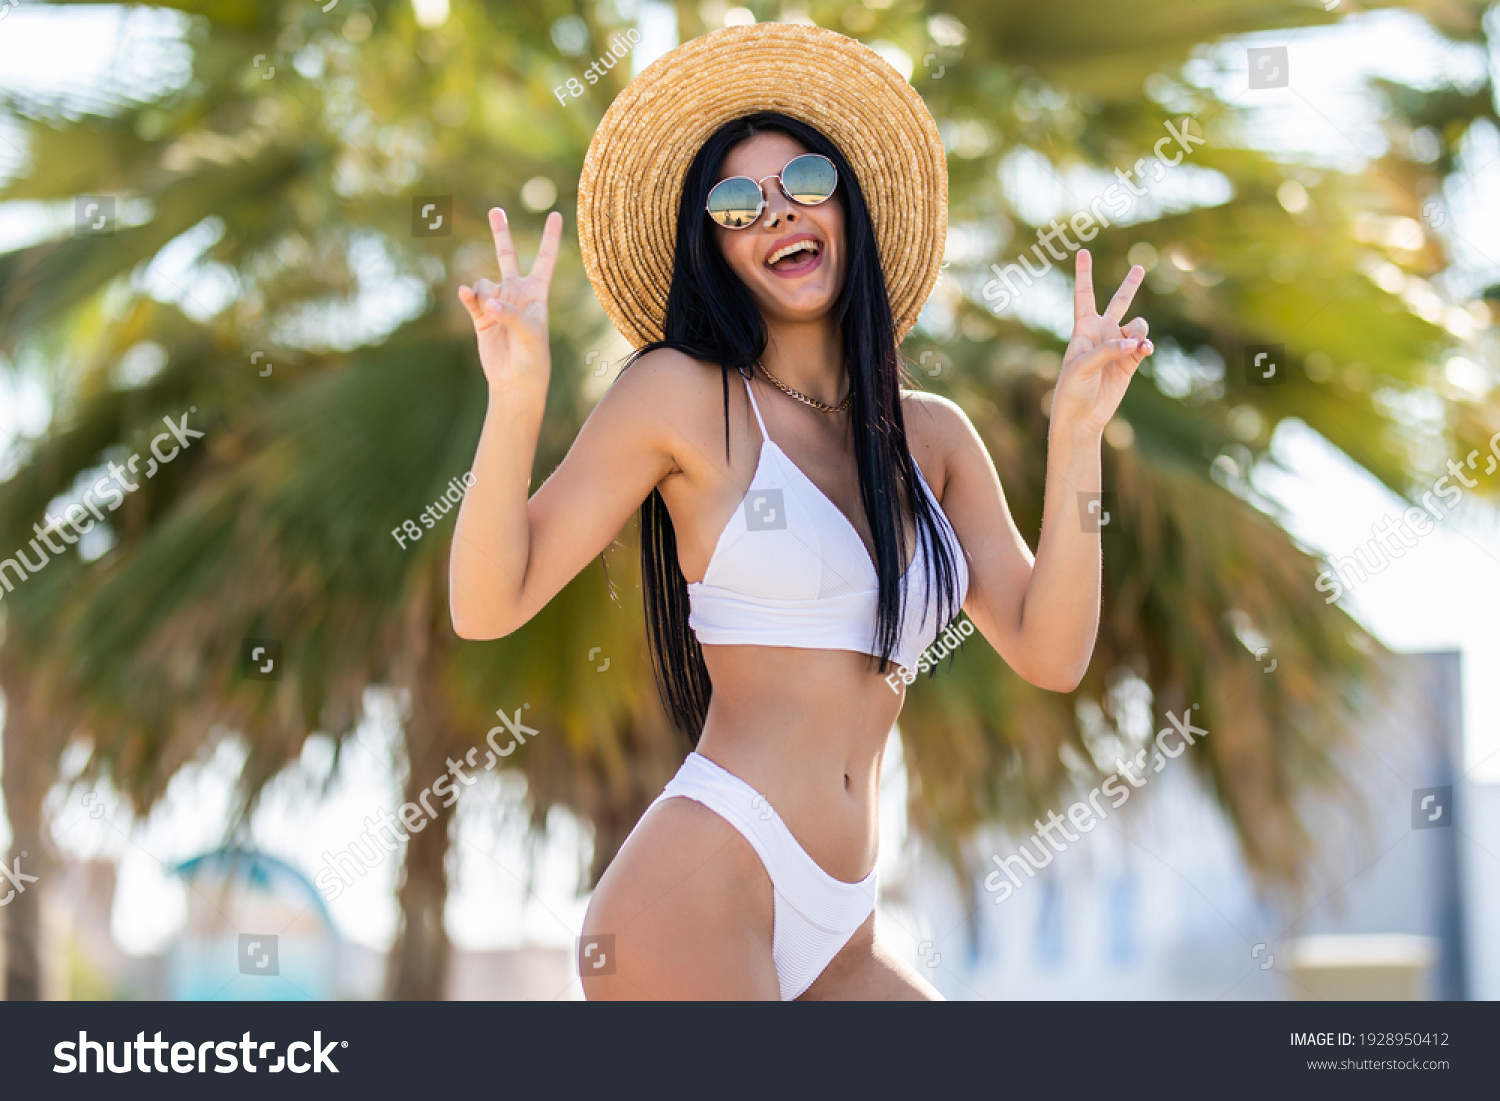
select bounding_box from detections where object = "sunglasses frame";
[704,153,839,230]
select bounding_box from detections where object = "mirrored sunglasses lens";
[780,155,837,205]
[706,178,763,228]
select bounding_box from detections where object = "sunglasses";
[704,153,839,230]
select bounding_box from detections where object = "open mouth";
[764,234,822,275]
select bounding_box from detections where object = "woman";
[450,24,1151,1000]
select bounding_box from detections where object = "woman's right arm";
[449,208,678,640]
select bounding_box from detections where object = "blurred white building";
[878,649,1494,1000]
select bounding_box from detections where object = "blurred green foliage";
[0,0,1496,997]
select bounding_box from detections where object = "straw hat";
[577,22,947,348]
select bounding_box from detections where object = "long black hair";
[626,112,964,741]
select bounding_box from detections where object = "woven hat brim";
[577,23,947,349]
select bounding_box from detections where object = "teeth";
[766,239,820,266]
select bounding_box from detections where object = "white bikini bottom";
[648,751,878,1000]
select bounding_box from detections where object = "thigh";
[581,797,780,1001]
[795,912,944,1001]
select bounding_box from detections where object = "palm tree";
[26,322,684,998]
[1,0,689,995]
[888,0,1498,890]
[2,0,1495,996]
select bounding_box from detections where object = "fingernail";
[1142,340,1154,353]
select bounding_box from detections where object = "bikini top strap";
[740,369,769,442]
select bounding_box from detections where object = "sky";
[0,2,1497,957]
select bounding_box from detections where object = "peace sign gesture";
[1050,249,1153,435]
[457,207,564,394]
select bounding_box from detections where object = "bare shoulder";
[602,348,746,473]
[580,795,777,1000]
[901,388,972,435]
[606,348,737,416]
[609,346,708,395]
[900,389,979,491]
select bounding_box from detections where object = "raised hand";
[457,208,564,395]
[1050,249,1153,435]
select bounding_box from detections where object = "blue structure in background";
[167,848,338,1001]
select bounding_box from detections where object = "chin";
[757,292,840,325]
[752,271,843,322]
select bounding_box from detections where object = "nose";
[761,186,796,230]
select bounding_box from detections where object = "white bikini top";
[687,373,968,671]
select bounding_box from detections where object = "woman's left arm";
[927,248,1151,692]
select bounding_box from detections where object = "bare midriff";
[694,643,904,884]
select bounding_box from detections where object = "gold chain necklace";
[754,360,851,414]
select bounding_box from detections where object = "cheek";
[822,209,847,267]
[715,231,760,278]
